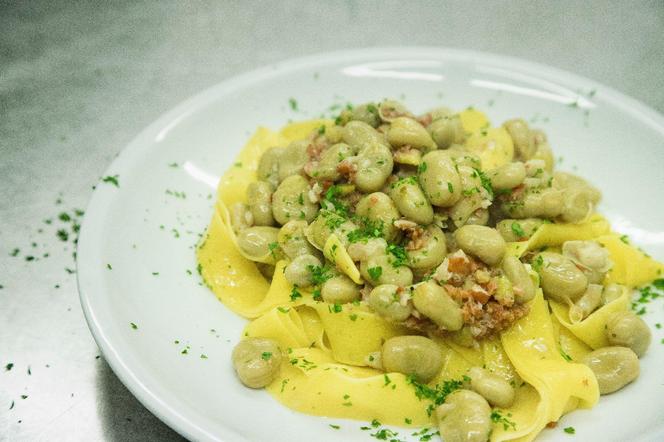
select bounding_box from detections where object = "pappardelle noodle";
[197,100,663,442]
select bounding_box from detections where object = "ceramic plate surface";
[77,47,664,442]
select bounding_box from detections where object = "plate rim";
[76,46,664,442]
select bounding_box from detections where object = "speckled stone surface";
[1,1,662,440]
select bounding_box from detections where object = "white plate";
[77,47,664,442]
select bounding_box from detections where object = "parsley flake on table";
[102,175,120,187]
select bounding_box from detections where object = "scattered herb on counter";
[56,229,69,241]
[5,363,13,371]
[329,424,340,430]
[288,98,298,111]
[564,426,576,434]
[102,175,120,187]
[130,322,138,330]
[10,248,19,257]
[107,264,112,270]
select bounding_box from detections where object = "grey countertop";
[1,1,663,440]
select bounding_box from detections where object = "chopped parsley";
[631,280,663,315]
[447,182,454,193]
[532,255,544,272]
[347,217,384,243]
[102,175,119,187]
[349,313,358,321]
[307,265,333,285]
[559,348,573,362]
[318,125,326,135]
[130,322,138,330]
[261,352,272,361]
[56,229,69,241]
[277,306,290,313]
[619,234,630,244]
[406,375,464,416]
[417,162,428,174]
[386,244,408,268]
[511,222,526,238]
[472,168,494,198]
[288,98,298,111]
[290,286,302,301]
[367,266,383,281]
[564,426,576,434]
[322,186,349,218]
[329,424,340,430]
[329,303,343,313]
[491,410,517,431]
[267,242,279,260]
[5,363,13,371]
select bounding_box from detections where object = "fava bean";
[436,389,491,442]
[347,238,388,262]
[412,281,463,331]
[468,366,515,408]
[606,311,651,357]
[355,192,401,241]
[305,210,357,250]
[272,175,317,225]
[284,254,321,287]
[229,202,253,234]
[601,283,625,305]
[307,143,357,181]
[562,240,611,284]
[496,218,544,242]
[418,150,462,207]
[367,284,412,322]
[569,284,603,323]
[428,114,466,149]
[382,336,443,382]
[277,220,320,259]
[349,103,381,127]
[278,140,308,181]
[257,147,284,188]
[504,119,535,160]
[360,254,413,287]
[407,225,448,271]
[534,252,588,302]
[501,188,563,219]
[501,255,535,303]
[387,117,437,152]
[378,100,411,123]
[389,178,434,225]
[321,274,361,304]
[342,121,387,150]
[237,226,280,264]
[582,346,639,394]
[247,181,275,226]
[353,143,394,192]
[454,225,506,266]
[231,338,282,388]
[488,162,526,190]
